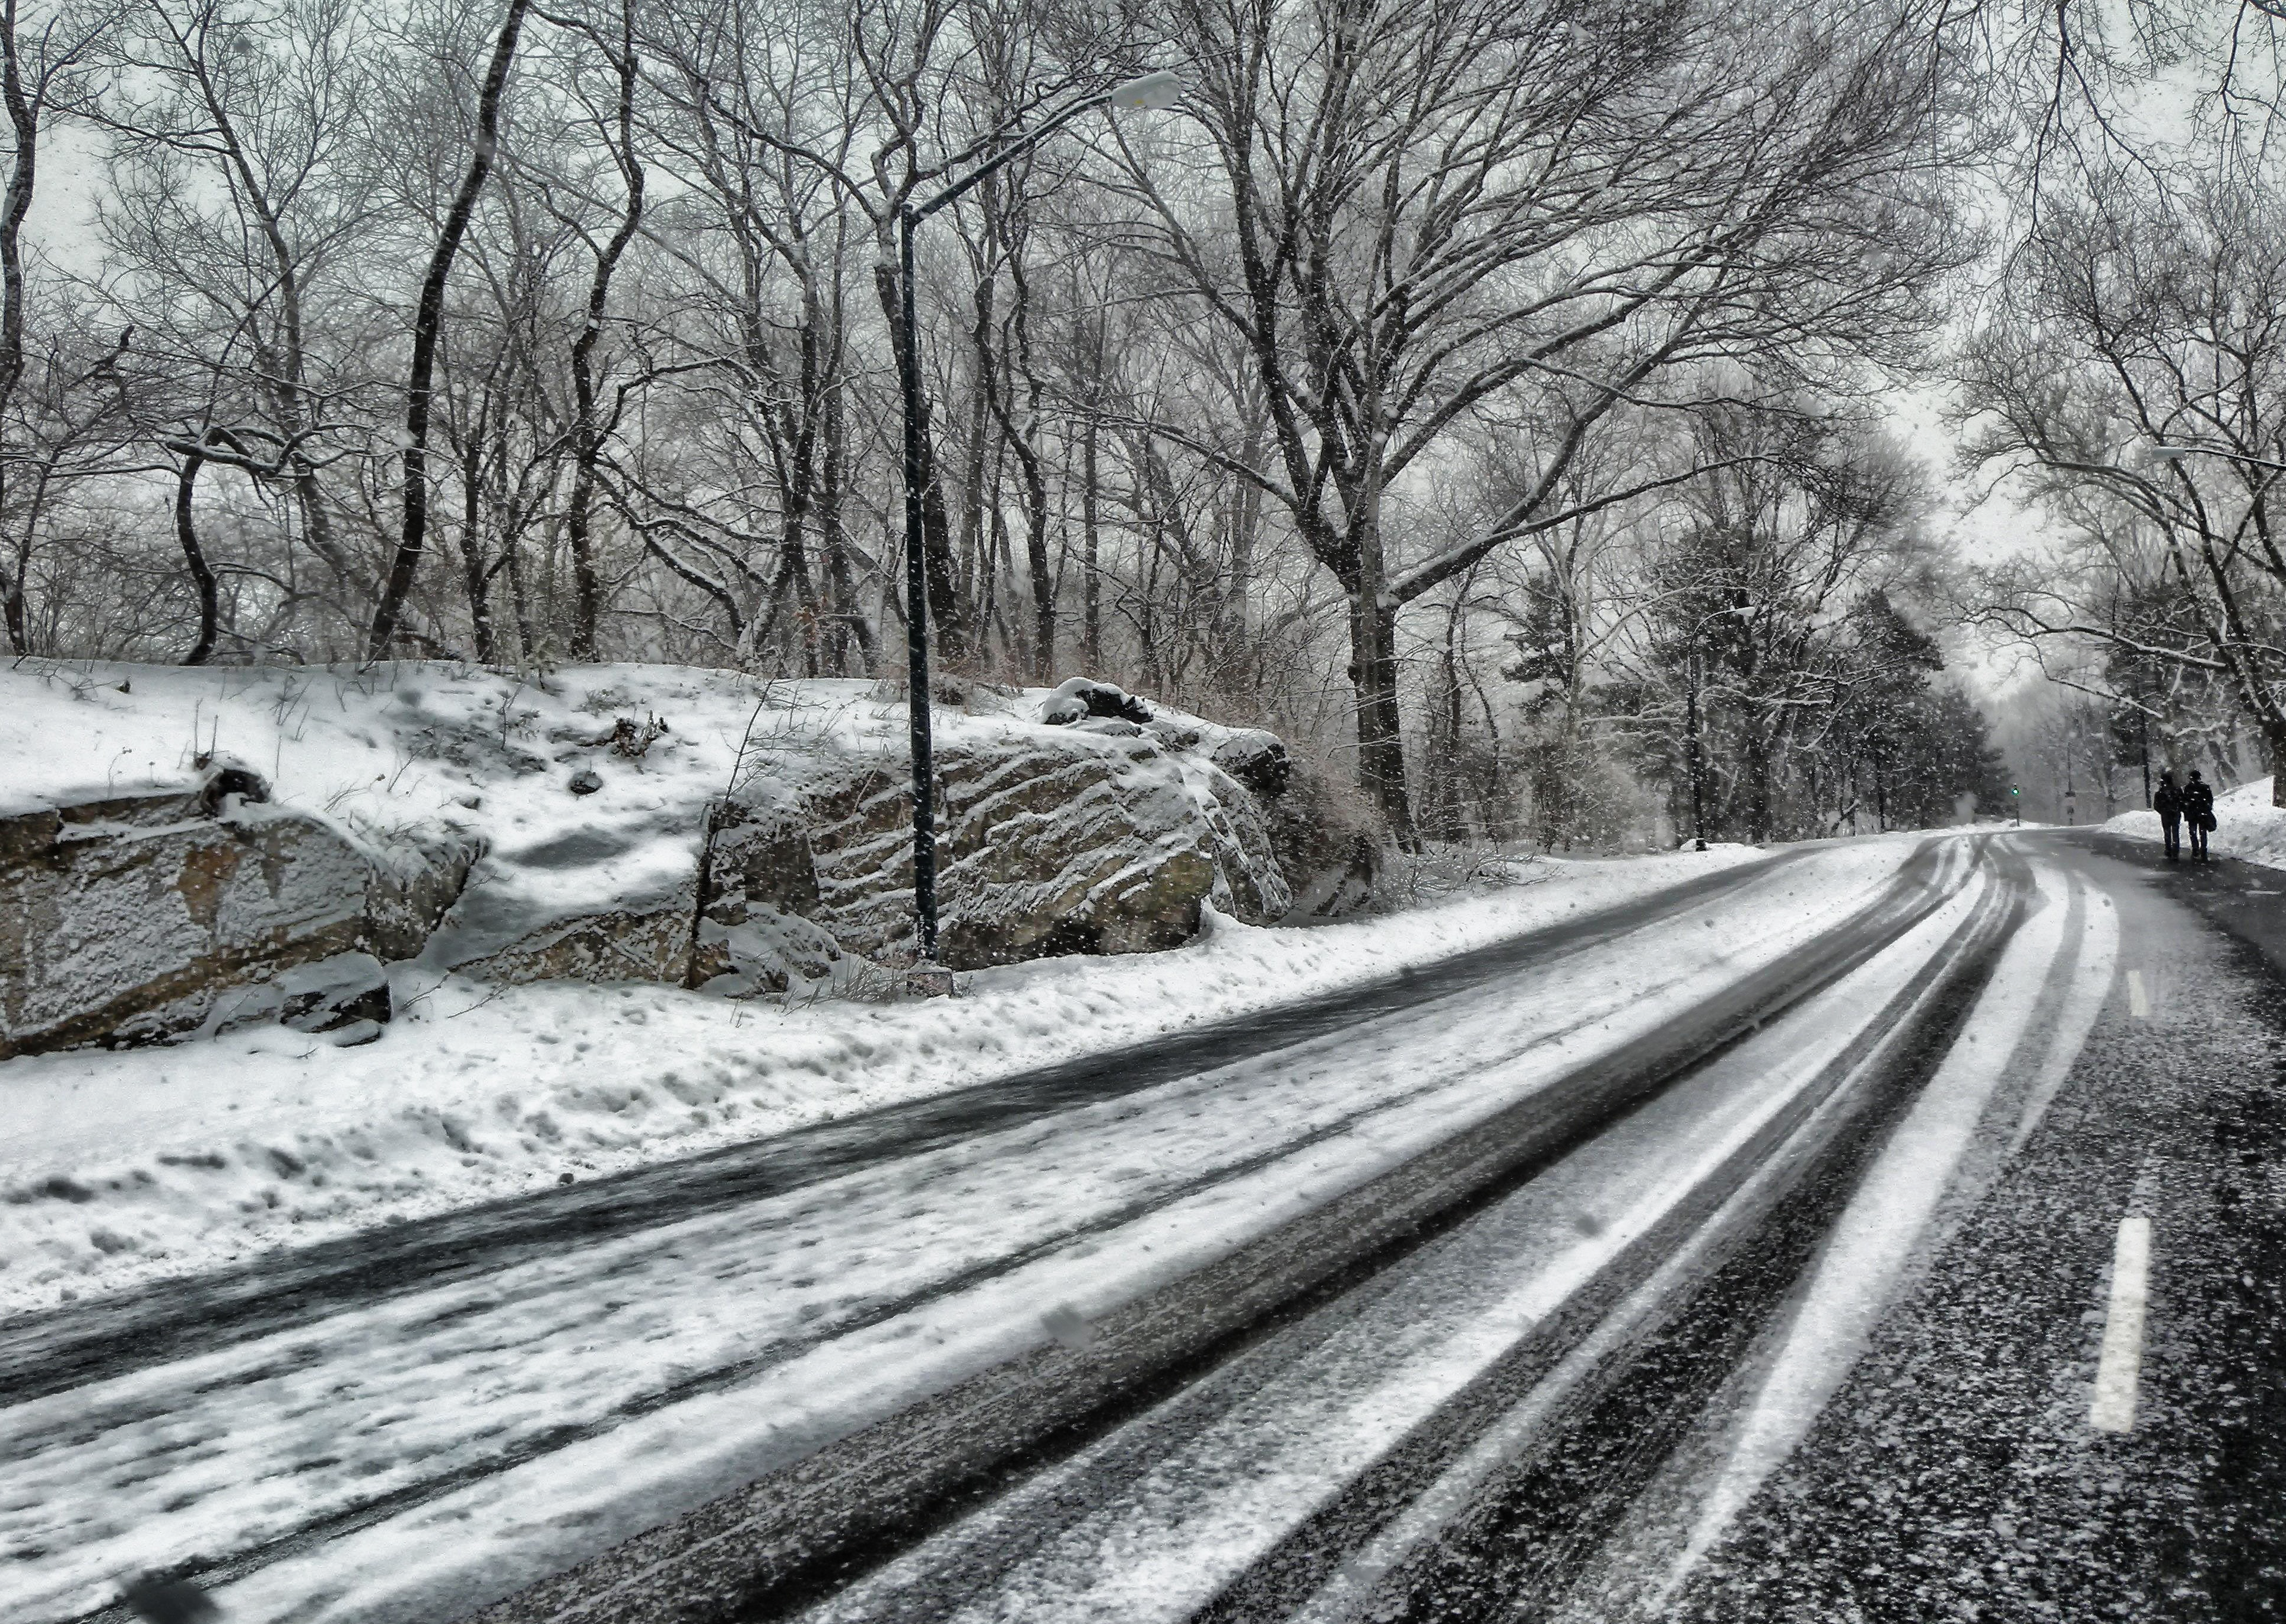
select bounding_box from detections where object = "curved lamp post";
[2126,436,2286,475]
[899,71,1183,993]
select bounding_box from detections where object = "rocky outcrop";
[0,669,1343,1053]
[278,952,392,1045]
[1039,676,1154,727]
[1263,760,1382,917]
[413,819,698,988]
[1208,729,1293,801]
[0,772,469,1059]
[691,784,842,994]
[760,723,1292,971]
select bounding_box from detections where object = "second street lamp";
[897,71,1183,993]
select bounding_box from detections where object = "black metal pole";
[2140,704,2152,806]
[898,205,939,964]
[884,83,1148,977]
[1687,640,1706,851]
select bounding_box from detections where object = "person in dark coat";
[2153,771,2183,860]
[2182,770,2216,861]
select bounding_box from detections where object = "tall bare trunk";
[0,0,36,653]
[563,0,642,661]
[174,440,218,665]
[368,0,531,660]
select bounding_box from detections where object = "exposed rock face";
[279,952,392,1044]
[785,728,1292,970]
[0,753,483,1058]
[1,790,373,1057]
[429,889,697,986]
[1208,729,1293,801]
[1039,676,1153,727]
[415,820,697,988]
[1266,764,1382,917]
[691,784,841,994]
[366,831,486,962]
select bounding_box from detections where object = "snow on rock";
[1038,675,1152,726]
[0,779,392,1059]
[0,661,1301,1056]
[2104,774,2286,870]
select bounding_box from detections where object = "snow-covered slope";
[2104,775,2286,870]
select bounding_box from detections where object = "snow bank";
[0,841,1784,1317]
[2104,775,2286,870]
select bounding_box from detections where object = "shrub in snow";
[605,714,670,758]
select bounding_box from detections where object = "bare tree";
[1961,160,2286,805]
[1119,0,1968,841]
[369,0,535,659]
[1,0,120,650]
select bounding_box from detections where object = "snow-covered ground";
[0,837,1959,1624]
[0,657,1115,847]
[2104,774,2286,869]
[1,837,1784,1318]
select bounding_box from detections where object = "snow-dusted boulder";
[1,783,379,1057]
[731,721,1290,971]
[413,816,700,987]
[1209,728,1292,801]
[691,781,842,994]
[278,951,392,1041]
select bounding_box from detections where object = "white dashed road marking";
[2126,970,2150,1019]
[2091,1215,2151,1433]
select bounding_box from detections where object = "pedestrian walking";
[2153,771,2183,861]
[2183,770,2216,862]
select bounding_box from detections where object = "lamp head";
[2128,437,2189,470]
[1109,70,1185,111]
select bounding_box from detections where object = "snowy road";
[8,831,2282,1623]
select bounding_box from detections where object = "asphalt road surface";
[7,830,2282,1624]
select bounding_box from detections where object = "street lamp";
[2126,436,2286,475]
[897,70,1183,992]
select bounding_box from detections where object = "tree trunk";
[1348,595,1417,847]
[1348,412,1417,848]
[0,0,36,655]
[1,549,24,653]
[174,443,218,665]
[458,437,495,663]
[564,2,642,662]
[367,0,531,660]
[506,533,534,662]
